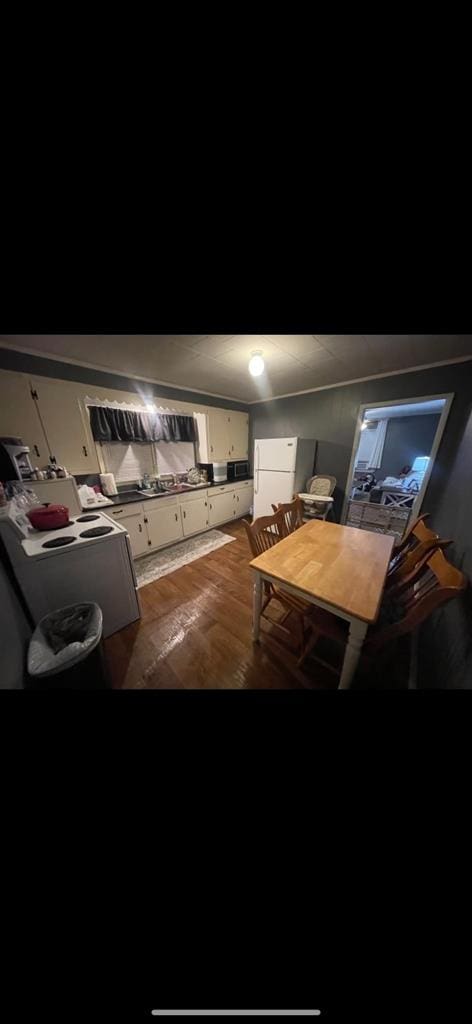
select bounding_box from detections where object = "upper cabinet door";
[0,370,48,462]
[30,377,100,474]
[227,411,249,460]
[206,408,231,461]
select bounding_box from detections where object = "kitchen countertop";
[107,478,254,507]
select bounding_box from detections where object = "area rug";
[135,529,237,588]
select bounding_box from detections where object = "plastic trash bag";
[27,603,103,678]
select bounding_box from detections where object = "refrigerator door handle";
[255,445,260,494]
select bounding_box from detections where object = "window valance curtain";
[89,405,197,444]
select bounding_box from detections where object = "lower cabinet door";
[181,497,208,537]
[235,488,253,518]
[145,505,183,550]
[117,510,148,557]
[208,490,236,526]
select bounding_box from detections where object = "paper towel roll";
[100,473,118,496]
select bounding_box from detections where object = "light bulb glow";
[248,352,265,377]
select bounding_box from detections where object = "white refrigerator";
[253,437,315,519]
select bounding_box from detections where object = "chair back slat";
[369,547,467,652]
[386,514,448,587]
[387,537,452,591]
[271,496,304,537]
[394,512,431,553]
[242,509,286,558]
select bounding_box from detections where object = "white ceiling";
[365,400,446,419]
[1,334,472,404]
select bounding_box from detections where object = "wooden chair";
[393,512,431,554]
[271,496,305,537]
[243,509,315,657]
[298,547,467,675]
[386,516,452,590]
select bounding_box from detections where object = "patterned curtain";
[89,406,197,444]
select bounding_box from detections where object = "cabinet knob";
[175,512,178,521]
[34,445,40,457]
[183,510,186,518]
[210,445,213,453]
[138,523,142,532]
[82,446,88,457]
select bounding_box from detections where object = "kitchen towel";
[99,473,118,496]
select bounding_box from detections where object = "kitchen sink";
[137,482,207,496]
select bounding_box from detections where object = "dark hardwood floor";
[105,519,410,689]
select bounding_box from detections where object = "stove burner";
[76,514,101,522]
[79,525,114,538]
[42,536,77,549]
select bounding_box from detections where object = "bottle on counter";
[47,457,58,479]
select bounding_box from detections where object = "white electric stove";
[0,505,140,638]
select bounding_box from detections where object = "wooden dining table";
[250,519,395,688]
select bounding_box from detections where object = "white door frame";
[340,392,454,525]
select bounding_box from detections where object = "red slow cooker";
[27,502,70,531]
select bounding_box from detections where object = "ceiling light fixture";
[248,350,265,377]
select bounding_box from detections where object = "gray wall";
[377,413,440,481]
[0,347,250,414]
[418,404,472,688]
[250,361,472,688]
[249,362,472,522]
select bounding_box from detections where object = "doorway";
[341,394,453,539]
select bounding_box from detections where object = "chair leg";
[297,626,321,667]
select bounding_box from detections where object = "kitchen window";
[101,442,155,484]
[86,399,199,483]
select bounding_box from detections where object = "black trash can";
[27,603,110,689]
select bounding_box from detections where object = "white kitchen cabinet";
[200,407,249,462]
[234,482,253,518]
[0,370,48,463]
[227,411,249,460]
[145,503,183,550]
[30,377,99,474]
[208,489,236,526]
[180,496,208,537]
[108,505,148,557]
[206,408,231,461]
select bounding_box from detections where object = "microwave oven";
[227,460,249,481]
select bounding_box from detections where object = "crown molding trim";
[245,354,472,404]
[1,341,472,407]
[0,342,247,407]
